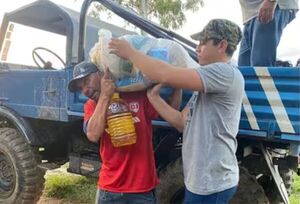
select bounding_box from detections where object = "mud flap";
[260,143,290,204]
[68,153,101,177]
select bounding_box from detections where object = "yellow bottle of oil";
[106,93,137,147]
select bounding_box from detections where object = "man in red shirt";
[68,61,180,203]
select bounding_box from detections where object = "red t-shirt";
[84,91,159,193]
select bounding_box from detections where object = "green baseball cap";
[191,19,242,51]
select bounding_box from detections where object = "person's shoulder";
[84,99,96,114]
[85,99,96,107]
[202,62,234,71]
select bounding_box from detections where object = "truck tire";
[280,169,294,196]
[265,169,294,204]
[0,128,45,204]
[157,160,269,204]
[230,167,269,204]
[156,158,184,204]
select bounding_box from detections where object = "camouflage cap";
[191,19,242,51]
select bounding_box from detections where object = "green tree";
[85,0,204,30]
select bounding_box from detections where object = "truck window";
[0,22,66,69]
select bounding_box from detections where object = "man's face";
[77,72,101,101]
[195,38,223,66]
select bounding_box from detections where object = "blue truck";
[0,0,299,203]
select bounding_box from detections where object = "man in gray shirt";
[238,0,298,66]
[109,19,244,203]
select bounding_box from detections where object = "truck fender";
[154,129,181,168]
[0,105,39,145]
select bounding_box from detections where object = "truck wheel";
[230,167,269,204]
[0,128,45,204]
[156,158,184,204]
[280,169,294,195]
[264,169,294,204]
[157,160,270,204]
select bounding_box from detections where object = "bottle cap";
[111,92,120,100]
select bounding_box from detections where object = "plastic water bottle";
[106,93,137,147]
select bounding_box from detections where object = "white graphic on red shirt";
[129,102,139,113]
[133,116,140,123]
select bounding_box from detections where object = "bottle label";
[108,102,128,114]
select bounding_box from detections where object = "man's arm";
[168,88,182,110]
[86,71,115,143]
[147,84,188,132]
[109,39,204,92]
[86,95,110,143]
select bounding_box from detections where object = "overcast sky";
[0,0,299,65]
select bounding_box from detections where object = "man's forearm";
[169,88,182,110]
[128,50,203,91]
[129,50,173,83]
[148,94,185,132]
[86,95,110,143]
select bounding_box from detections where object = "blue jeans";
[184,186,237,204]
[95,188,156,204]
[238,6,297,66]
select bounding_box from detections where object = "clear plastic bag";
[90,29,139,79]
[89,29,199,92]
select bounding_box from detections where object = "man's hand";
[258,0,277,24]
[100,69,115,99]
[109,38,136,60]
[147,84,163,100]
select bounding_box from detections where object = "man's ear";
[218,40,228,53]
[97,70,103,76]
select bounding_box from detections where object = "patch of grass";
[290,173,300,204]
[44,171,97,204]
[44,168,300,204]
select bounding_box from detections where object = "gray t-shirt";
[182,62,245,195]
[239,0,299,23]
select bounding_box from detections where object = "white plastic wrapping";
[89,29,199,91]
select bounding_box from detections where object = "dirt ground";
[37,196,86,204]
[37,197,63,204]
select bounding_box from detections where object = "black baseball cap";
[68,61,99,92]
